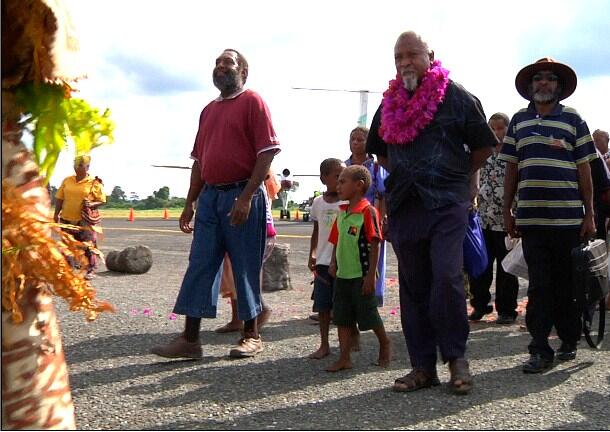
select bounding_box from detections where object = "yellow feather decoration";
[2,181,114,323]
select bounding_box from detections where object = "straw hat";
[515,57,577,101]
[2,0,85,89]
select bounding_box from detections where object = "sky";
[50,0,610,203]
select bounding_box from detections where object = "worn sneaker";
[522,353,553,373]
[229,337,263,358]
[150,335,202,359]
[557,342,577,361]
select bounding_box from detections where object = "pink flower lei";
[379,60,450,145]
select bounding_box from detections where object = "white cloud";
[52,0,610,203]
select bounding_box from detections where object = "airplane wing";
[152,165,191,169]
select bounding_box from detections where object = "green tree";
[138,195,164,209]
[109,185,126,203]
[153,186,170,201]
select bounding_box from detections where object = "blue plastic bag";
[463,211,488,278]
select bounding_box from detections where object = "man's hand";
[580,213,596,240]
[229,194,251,226]
[179,205,195,233]
[362,274,375,296]
[308,255,316,272]
[503,208,521,238]
[381,216,390,240]
[469,180,479,208]
[328,261,337,279]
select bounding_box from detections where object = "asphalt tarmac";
[54,217,610,430]
[98,217,398,291]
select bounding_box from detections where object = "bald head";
[394,31,434,91]
[395,31,430,52]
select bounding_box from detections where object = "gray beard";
[531,86,561,105]
[402,75,418,92]
[213,70,240,93]
[533,91,557,104]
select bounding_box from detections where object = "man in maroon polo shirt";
[151,49,280,359]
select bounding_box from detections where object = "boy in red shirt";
[327,165,391,372]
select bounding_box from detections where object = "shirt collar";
[215,88,246,102]
[346,156,374,167]
[339,198,370,214]
[526,101,563,117]
[73,174,92,183]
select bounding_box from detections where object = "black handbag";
[571,239,608,348]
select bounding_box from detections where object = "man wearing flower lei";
[366,31,496,394]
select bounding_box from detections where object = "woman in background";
[54,155,106,279]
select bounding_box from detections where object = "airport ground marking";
[103,227,309,238]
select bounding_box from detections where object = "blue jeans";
[173,184,266,321]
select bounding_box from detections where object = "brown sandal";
[393,368,440,393]
[448,358,473,395]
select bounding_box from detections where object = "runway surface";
[52,217,609,430]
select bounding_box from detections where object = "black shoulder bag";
[571,238,608,348]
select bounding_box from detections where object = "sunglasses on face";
[532,73,559,82]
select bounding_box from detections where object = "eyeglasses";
[532,73,559,82]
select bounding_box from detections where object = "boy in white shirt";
[308,158,346,359]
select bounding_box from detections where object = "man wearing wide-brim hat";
[499,58,597,373]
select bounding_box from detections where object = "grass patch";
[100,208,182,219]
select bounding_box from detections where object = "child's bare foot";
[350,331,361,352]
[375,339,392,368]
[308,346,331,359]
[325,359,352,372]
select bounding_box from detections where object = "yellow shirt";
[56,175,106,223]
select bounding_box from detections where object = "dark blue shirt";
[498,102,596,228]
[367,80,497,213]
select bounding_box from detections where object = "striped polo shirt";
[498,102,597,228]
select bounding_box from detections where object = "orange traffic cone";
[162,208,169,219]
[128,208,134,222]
